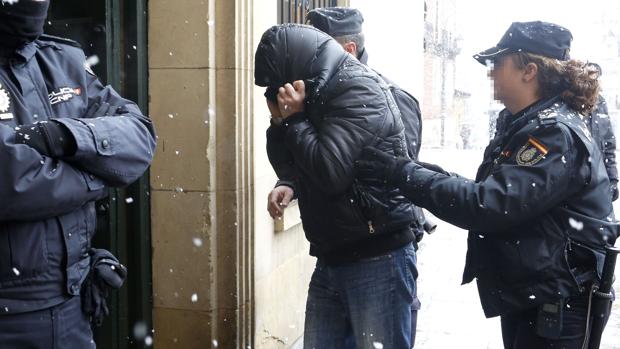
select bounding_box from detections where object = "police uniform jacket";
[399,96,618,317]
[587,96,617,183]
[0,36,156,313]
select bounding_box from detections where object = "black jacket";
[255,24,415,262]
[398,97,618,317]
[587,96,617,183]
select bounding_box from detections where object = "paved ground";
[414,148,620,349]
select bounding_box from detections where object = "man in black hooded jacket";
[255,24,418,348]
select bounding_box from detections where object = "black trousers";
[500,291,611,349]
[0,296,95,349]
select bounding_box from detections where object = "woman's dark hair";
[512,52,600,114]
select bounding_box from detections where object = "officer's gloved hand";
[15,120,77,158]
[417,161,450,176]
[355,146,414,186]
[611,179,619,202]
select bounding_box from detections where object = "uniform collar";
[358,47,368,65]
[505,96,561,128]
[14,41,38,62]
[497,96,562,143]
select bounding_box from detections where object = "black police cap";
[474,21,572,65]
[306,7,363,37]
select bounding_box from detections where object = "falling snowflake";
[133,321,148,340]
[191,293,198,303]
[568,217,584,231]
[193,237,203,247]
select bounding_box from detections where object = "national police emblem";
[516,136,548,166]
[0,83,14,120]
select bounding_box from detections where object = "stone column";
[149,0,255,347]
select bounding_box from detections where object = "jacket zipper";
[368,220,375,234]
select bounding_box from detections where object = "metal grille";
[278,0,339,24]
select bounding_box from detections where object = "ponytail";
[512,52,600,114]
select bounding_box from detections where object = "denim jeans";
[0,296,95,349]
[304,242,419,349]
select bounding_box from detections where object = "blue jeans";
[304,243,419,349]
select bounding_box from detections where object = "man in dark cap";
[356,21,617,348]
[0,1,156,347]
[306,7,423,160]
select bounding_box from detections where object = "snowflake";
[0,87,10,113]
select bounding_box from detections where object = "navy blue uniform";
[586,96,618,200]
[392,96,618,346]
[0,36,156,347]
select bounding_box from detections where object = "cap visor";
[473,46,511,65]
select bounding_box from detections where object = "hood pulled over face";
[254,23,347,103]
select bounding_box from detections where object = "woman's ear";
[522,62,538,83]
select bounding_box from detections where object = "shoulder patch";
[38,34,82,48]
[516,136,548,166]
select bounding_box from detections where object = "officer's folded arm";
[51,76,157,187]
[0,125,107,222]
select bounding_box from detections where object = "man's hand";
[267,185,294,219]
[267,99,284,126]
[277,80,306,119]
[355,146,413,186]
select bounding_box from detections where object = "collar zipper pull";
[368,221,375,234]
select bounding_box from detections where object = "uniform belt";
[574,269,597,286]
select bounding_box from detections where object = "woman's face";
[489,54,525,105]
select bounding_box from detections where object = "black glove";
[611,179,619,202]
[81,248,128,326]
[15,120,77,157]
[417,161,450,176]
[355,146,413,186]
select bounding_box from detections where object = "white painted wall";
[252,2,315,348]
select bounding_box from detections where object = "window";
[278,0,340,24]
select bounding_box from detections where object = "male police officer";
[306,7,423,161]
[0,0,156,347]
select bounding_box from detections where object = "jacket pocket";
[0,222,50,281]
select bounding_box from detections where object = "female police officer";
[355,21,617,348]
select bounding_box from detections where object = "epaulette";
[38,34,82,48]
[537,104,560,126]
